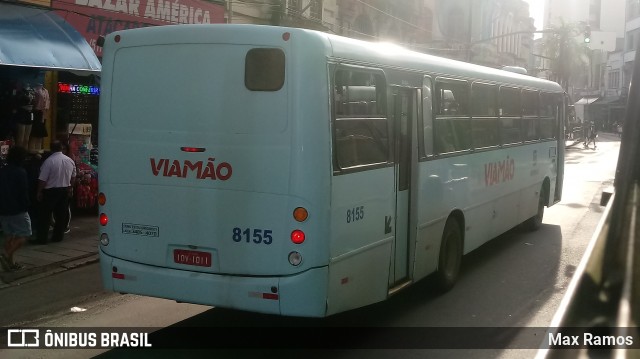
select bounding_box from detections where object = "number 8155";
[232,228,273,244]
[347,206,364,223]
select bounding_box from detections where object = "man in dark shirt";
[0,146,31,271]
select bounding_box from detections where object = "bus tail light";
[98,192,106,206]
[100,233,109,246]
[291,230,305,244]
[100,213,109,226]
[288,251,302,266]
[293,207,308,222]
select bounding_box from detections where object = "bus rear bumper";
[100,249,328,317]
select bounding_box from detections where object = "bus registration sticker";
[173,249,212,267]
[122,223,159,237]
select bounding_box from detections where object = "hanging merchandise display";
[68,123,98,209]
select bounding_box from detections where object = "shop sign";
[58,82,100,95]
[52,0,225,57]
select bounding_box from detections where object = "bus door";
[390,87,418,286]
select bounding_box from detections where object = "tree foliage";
[539,20,591,91]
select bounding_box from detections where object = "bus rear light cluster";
[98,192,106,206]
[291,230,305,244]
[288,251,302,266]
[293,207,308,222]
[100,233,109,246]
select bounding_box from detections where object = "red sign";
[52,0,225,57]
[150,157,233,181]
[484,156,516,187]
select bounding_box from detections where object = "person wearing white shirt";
[34,141,76,244]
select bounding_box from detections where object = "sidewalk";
[0,213,99,288]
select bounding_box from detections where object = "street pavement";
[0,212,99,289]
[0,137,600,290]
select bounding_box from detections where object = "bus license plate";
[173,249,212,267]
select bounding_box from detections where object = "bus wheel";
[435,217,462,292]
[523,188,545,231]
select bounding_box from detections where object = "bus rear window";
[245,48,285,91]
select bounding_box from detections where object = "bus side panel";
[413,158,477,279]
[279,267,329,317]
[412,141,558,275]
[327,168,394,315]
[326,242,392,316]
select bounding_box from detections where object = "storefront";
[0,2,102,210]
[2,0,226,210]
[591,97,626,132]
[0,3,102,141]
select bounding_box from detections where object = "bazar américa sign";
[52,0,225,57]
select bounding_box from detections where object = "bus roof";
[320,31,562,93]
[107,24,563,93]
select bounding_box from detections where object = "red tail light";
[291,230,305,244]
[100,213,108,226]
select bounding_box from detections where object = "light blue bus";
[98,24,565,317]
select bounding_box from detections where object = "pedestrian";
[584,122,598,150]
[0,146,31,271]
[617,123,623,138]
[34,141,76,244]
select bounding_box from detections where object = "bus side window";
[333,68,389,170]
[499,86,522,145]
[435,79,470,153]
[335,119,388,168]
[422,76,434,157]
[522,90,539,141]
[539,93,558,139]
[471,83,499,149]
[435,120,456,153]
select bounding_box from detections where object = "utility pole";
[227,0,232,24]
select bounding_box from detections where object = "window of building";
[310,0,323,21]
[288,0,301,13]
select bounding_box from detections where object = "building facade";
[542,0,625,130]
[227,0,536,71]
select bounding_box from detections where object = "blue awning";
[0,3,101,72]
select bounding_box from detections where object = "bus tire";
[435,217,463,292]
[523,187,546,231]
